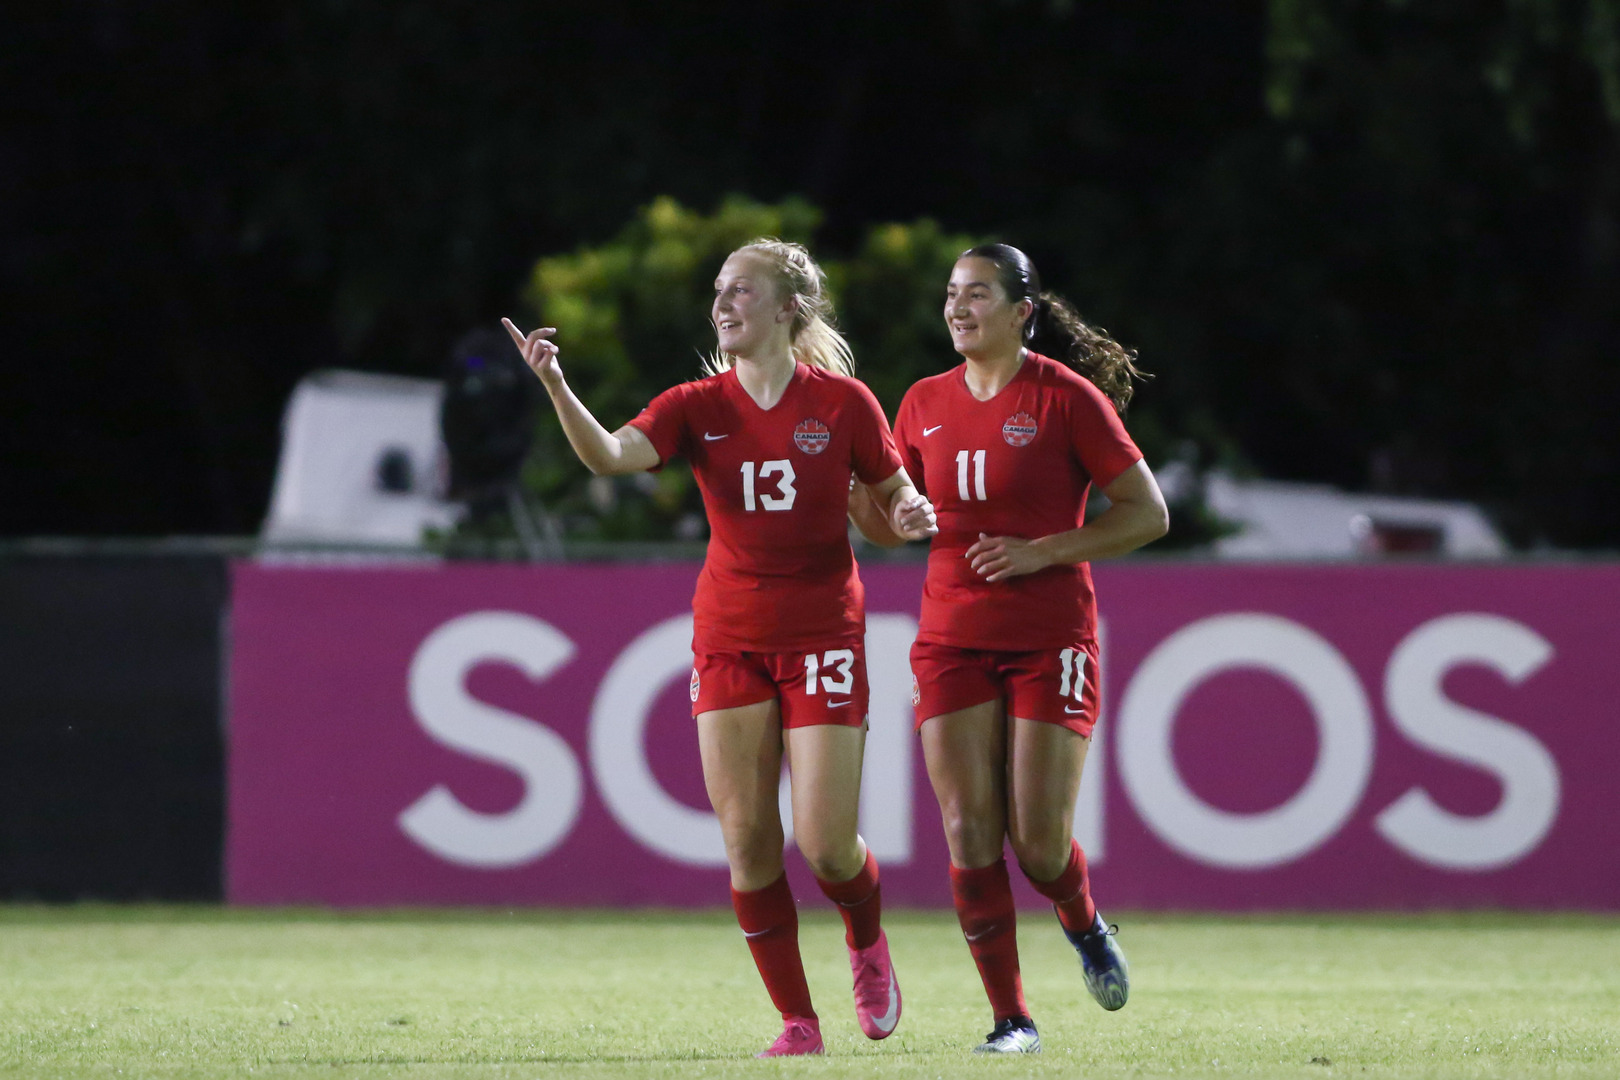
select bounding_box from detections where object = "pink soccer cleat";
[756,1016,824,1058]
[848,930,902,1039]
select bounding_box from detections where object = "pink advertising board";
[227,560,1620,909]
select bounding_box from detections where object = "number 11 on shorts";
[1058,647,1087,701]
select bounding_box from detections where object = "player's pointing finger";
[501,318,527,349]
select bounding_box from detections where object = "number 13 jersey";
[629,362,903,654]
[893,352,1143,651]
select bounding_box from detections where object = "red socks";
[731,874,816,1022]
[1022,838,1097,935]
[731,852,884,1023]
[949,858,1029,1022]
[815,848,882,950]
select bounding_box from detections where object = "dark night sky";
[4,1,1616,546]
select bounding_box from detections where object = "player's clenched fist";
[891,494,938,542]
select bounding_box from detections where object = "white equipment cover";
[262,370,463,546]
[1203,470,1507,559]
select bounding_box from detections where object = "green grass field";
[1,906,1616,1079]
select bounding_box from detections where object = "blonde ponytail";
[704,238,855,378]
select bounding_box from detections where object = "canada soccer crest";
[1002,412,1038,447]
[794,418,831,455]
[689,668,700,703]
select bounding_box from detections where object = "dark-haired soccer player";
[888,243,1168,1054]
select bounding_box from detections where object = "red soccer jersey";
[628,362,903,653]
[893,352,1143,650]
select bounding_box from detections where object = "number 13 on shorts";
[804,649,855,694]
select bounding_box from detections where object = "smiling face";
[712,251,795,360]
[945,256,1032,360]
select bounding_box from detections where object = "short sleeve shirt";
[893,352,1142,650]
[628,362,903,653]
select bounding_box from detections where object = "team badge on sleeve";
[689,668,701,703]
[793,418,831,455]
[1002,412,1038,447]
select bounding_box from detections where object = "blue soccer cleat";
[1066,910,1130,1010]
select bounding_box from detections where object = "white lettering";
[955,449,987,501]
[1376,614,1560,870]
[860,614,918,860]
[820,649,855,694]
[589,614,728,865]
[1116,613,1374,869]
[399,612,584,869]
[1073,619,1106,858]
[741,460,796,511]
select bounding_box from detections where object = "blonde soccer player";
[504,238,935,1057]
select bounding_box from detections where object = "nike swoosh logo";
[1064,706,1086,714]
[704,432,728,441]
[827,699,852,708]
[743,928,771,940]
[872,971,900,1033]
[922,425,942,436]
[964,925,998,943]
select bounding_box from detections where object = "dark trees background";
[4,0,1616,547]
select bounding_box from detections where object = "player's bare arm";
[847,481,903,547]
[847,470,936,547]
[503,317,661,476]
[967,459,1168,582]
[861,469,939,544]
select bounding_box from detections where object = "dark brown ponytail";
[961,243,1148,414]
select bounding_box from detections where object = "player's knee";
[802,850,860,883]
[724,843,782,884]
[720,816,783,872]
[941,805,1004,867]
[1008,828,1069,882]
[795,831,861,882]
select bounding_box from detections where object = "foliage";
[507,196,814,540]
[1267,0,1620,131]
[478,194,1243,548]
[1237,0,1620,546]
[832,218,980,413]
[503,197,982,543]
[11,1,1619,547]
[994,0,1620,549]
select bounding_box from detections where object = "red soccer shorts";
[909,639,1101,737]
[690,645,869,729]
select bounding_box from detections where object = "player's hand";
[966,532,1048,582]
[502,318,564,391]
[891,493,937,541]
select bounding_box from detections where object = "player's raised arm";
[502,317,659,476]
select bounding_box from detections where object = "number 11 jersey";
[893,352,1143,651]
